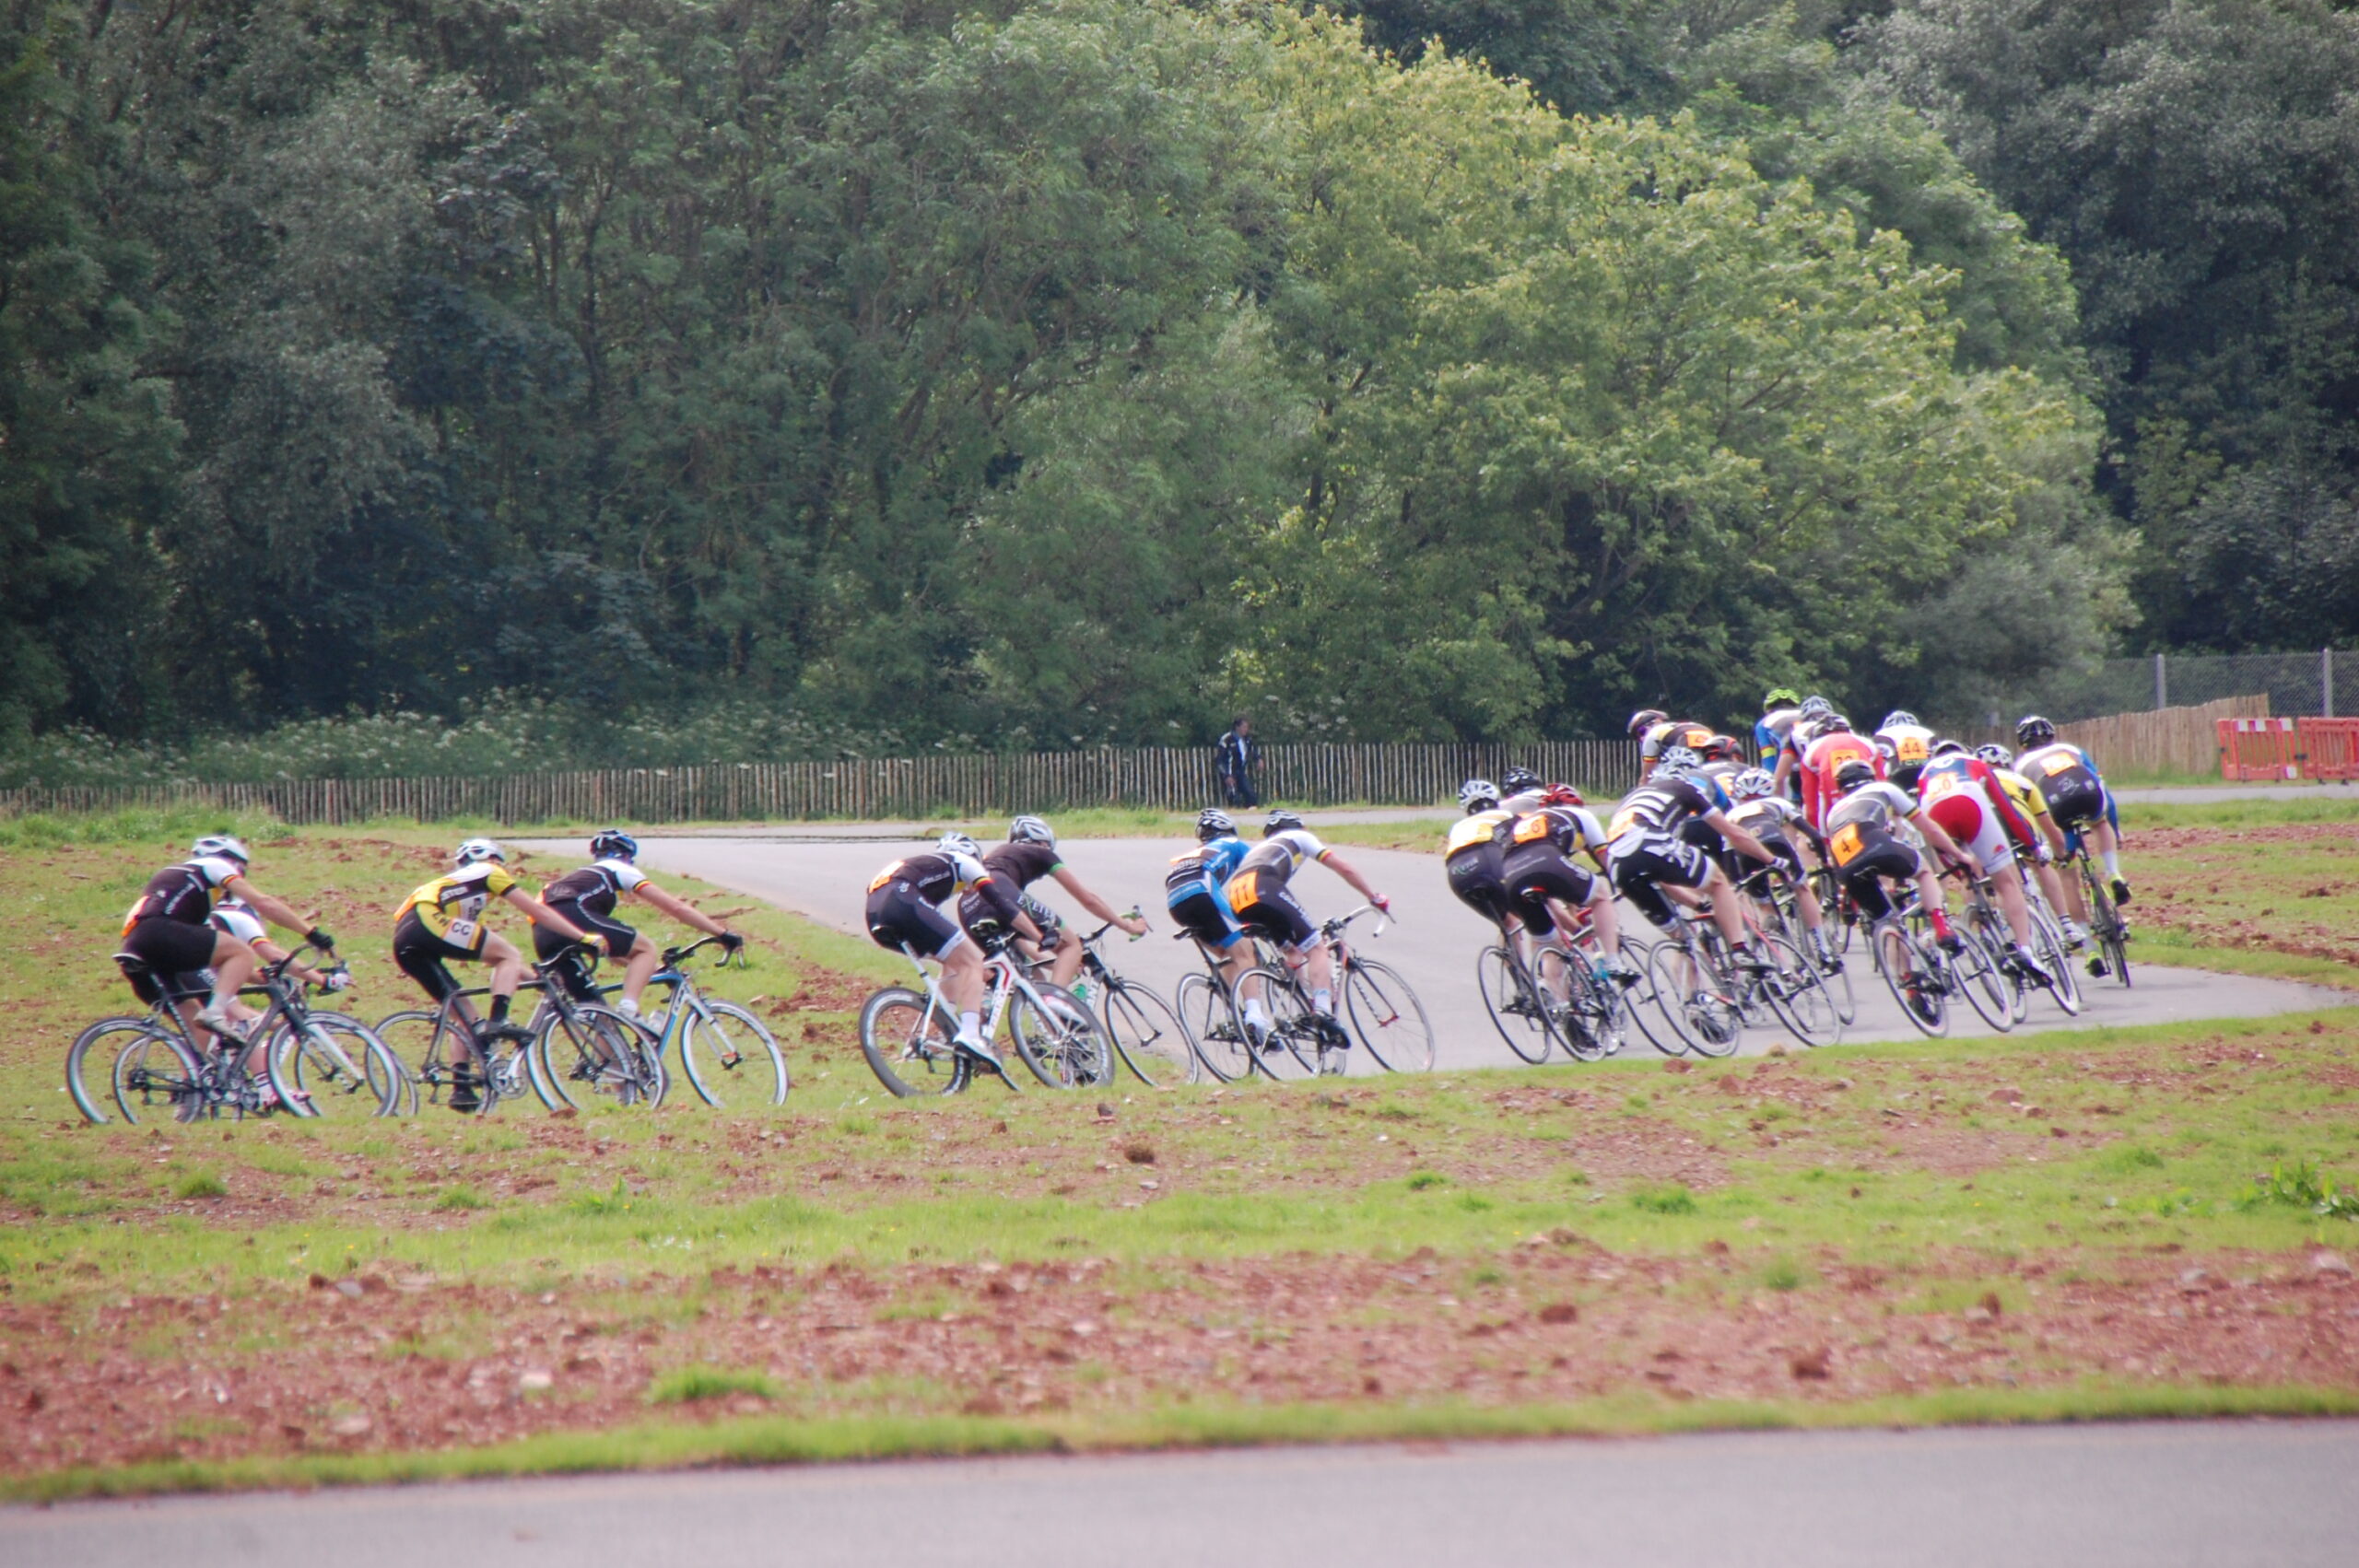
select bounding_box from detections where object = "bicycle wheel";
[534,1004,666,1110]
[2083,866,2132,988]
[1962,908,2028,1029]
[269,1014,408,1117]
[1610,937,1677,1057]
[1760,934,1840,1047]
[1810,931,1859,1025]
[111,1027,206,1125]
[1554,953,1622,1063]
[857,986,971,1097]
[67,1016,157,1125]
[1237,967,1319,1079]
[1477,945,1557,1064]
[2024,904,2083,1018]
[1174,972,1250,1082]
[1344,958,1433,1073]
[1009,985,1113,1090]
[1101,980,1196,1087]
[1811,868,1854,956]
[1875,923,1949,1037]
[677,1000,791,1107]
[1645,940,1738,1058]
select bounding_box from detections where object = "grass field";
[1,803,2355,1499]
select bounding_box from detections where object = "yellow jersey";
[395,862,521,953]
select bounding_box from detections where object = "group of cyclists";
[103,686,2130,1109]
[1439,692,2130,1028]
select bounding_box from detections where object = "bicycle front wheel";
[1760,934,1841,1048]
[1101,981,1196,1087]
[679,1000,791,1108]
[270,1014,409,1117]
[534,1004,667,1110]
[857,987,970,1097]
[111,1026,205,1125]
[1175,972,1250,1082]
[1954,929,2020,1034]
[1236,967,1319,1080]
[1344,959,1433,1073]
[2025,904,2083,1018]
[1876,924,1949,1037]
[1009,985,1114,1090]
[68,1016,156,1125]
[1477,945,1558,1065]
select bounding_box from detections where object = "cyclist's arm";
[630,882,731,939]
[502,887,595,944]
[220,878,321,942]
[1318,850,1386,908]
[1911,814,1969,869]
[1703,811,1772,864]
[1049,866,1147,934]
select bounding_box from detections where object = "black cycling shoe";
[446,1065,482,1114]
[2111,878,2132,907]
[477,1021,534,1049]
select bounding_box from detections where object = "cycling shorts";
[1499,844,1595,933]
[955,889,1063,951]
[536,900,637,961]
[1837,839,1924,921]
[1168,883,1244,951]
[1923,790,2015,876]
[2041,773,2107,831]
[1604,833,1711,929]
[865,883,967,960]
[1226,881,1318,952]
[1445,846,1513,927]
[393,909,481,1002]
[121,916,221,977]
[113,951,212,1008]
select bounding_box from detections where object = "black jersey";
[1606,778,1715,839]
[980,840,1062,890]
[123,856,243,928]
[540,858,650,919]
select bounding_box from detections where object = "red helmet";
[1542,783,1585,808]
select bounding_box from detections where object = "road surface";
[10,1420,2355,1567]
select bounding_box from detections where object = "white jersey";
[1237,828,1330,883]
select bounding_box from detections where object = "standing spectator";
[1215,717,1262,808]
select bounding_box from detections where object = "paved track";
[522,831,2351,1072]
[12,1420,2356,1567]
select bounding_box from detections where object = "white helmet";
[1653,745,1703,779]
[191,835,252,865]
[1008,814,1055,848]
[1882,709,1920,731]
[1458,778,1500,813]
[453,837,506,866]
[936,831,981,859]
[1730,767,1776,801]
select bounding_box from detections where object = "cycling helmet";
[2015,714,2057,747]
[1800,695,1834,720]
[589,829,639,860]
[1974,743,2013,769]
[1730,767,1776,801]
[1882,709,1920,731]
[1195,807,1236,842]
[1263,810,1306,836]
[1459,778,1501,813]
[1653,745,1702,778]
[1931,738,1967,759]
[936,831,981,859]
[1542,783,1586,808]
[1834,760,1878,793]
[1763,686,1801,710]
[1500,766,1543,793]
[454,837,506,866]
[1008,813,1055,848]
[1627,708,1668,737]
[1700,733,1742,761]
[1821,714,1852,734]
[190,835,252,865]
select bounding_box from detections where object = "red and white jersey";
[1800,730,1882,835]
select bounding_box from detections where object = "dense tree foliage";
[15,0,2330,762]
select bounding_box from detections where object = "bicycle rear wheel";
[1760,934,1840,1047]
[1811,868,1855,956]
[1875,923,1949,1037]
[1344,958,1433,1072]
[1237,967,1319,1079]
[2083,866,2132,988]
[1555,953,1622,1062]
[1175,972,1250,1082]
[1477,944,1557,1064]
[2024,904,2083,1017]
[67,1016,155,1125]
[270,1014,409,1117]
[678,1000,791,1107]
[534,1004,666,1110]
[857,986,971,1096]
[111,1027,206,1124]
[1010,985,1114,1090]
[1101,980,1196,1087]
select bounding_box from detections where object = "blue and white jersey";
[1164,836,1249,905]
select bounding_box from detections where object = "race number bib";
[1224,872,1259,908]
[1829,824,1867,866]
[1512,815,1550,845]
[1608,808,1640,838]
[867,860,906,893]
[443,917,480,948]
[2041,754,2076,777]
[1896,735,1929,763]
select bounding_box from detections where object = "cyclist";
[1723,767,1840,971]
[118,836,334,1043]
[1914,743,2053,983]
[1825,760,1968,950]
[2013,716,2131,907]
[393,839,602,1111]
[1973,743,2090,948]
[1497,766,1547,812]
[1770,695,1837,801]
[1166,808,1254,994]
[1223,811,1391,1075]
[1499,785,1633,989]
[1797,716,1881,836]
[1602,752,1778,965]
[1630,710,1716,779]
[1443,778,1517,930]
[531,831,743,1020]
[1754,687,1804,769]
[864,832,1026,1074]
[960,816,1147,995]
[1874,709,1938,790]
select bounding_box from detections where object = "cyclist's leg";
[479,930,529,1025]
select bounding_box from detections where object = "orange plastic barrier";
[2297,717,2359,781]
[2217,717,2300,780]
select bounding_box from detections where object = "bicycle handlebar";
[660,932,745,969]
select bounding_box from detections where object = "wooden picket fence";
[0,739,1642,827]
[1955,695,2271,778]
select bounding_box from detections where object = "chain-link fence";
[1944,649,2350,730]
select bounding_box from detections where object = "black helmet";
[1263,810,1305,837]
[2015,714,2057,747]
[1835,760,1877,792]
[1627,708,1667,737]
[1500,766,1542,793]
[1195,807,1236,842]
[590,828,639,860]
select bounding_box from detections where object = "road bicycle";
[1731,856,1857,1027]
[1065,920,1195,1087]
[857,936,1109,1097]
[599,935,789,1108]
[1474,907,1634,1065]
[377,954,663,1114]
[72,942,404,1124]
[1950,867,2081,1024]
[1644,907,1840,1055]
[1232,906,1433,1077]
[1875,883,2012,1038]
[2061,843,2133,986]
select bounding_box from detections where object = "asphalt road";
[521,830,2352,1073]
[12,1420,2356,1567]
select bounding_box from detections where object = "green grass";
[646,1365,782,1404]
